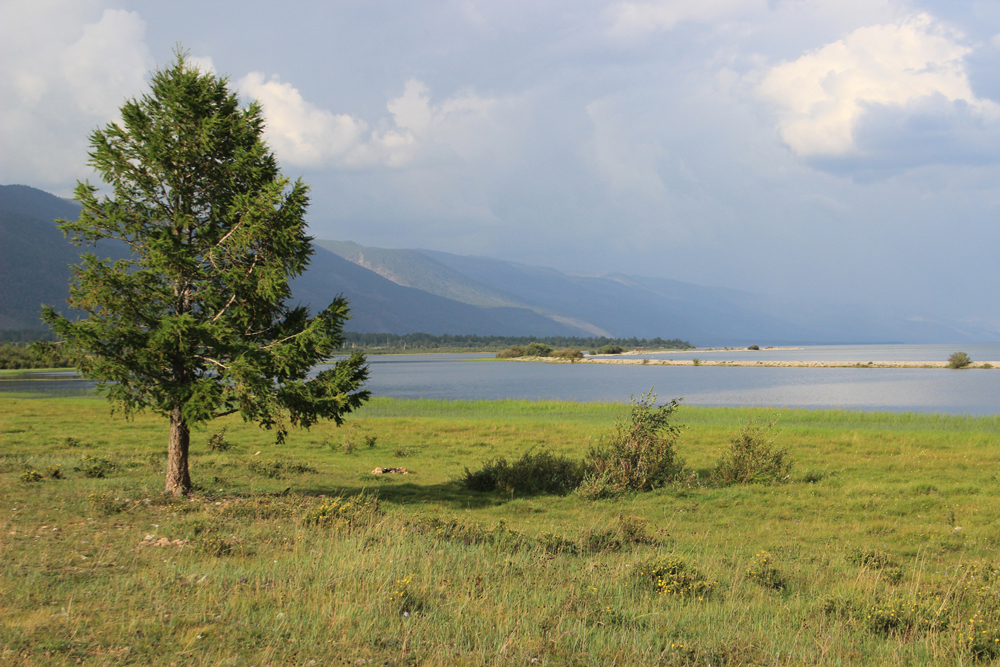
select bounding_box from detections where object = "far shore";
[510,356,999,369]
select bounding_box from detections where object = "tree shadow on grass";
[294,479,510,509]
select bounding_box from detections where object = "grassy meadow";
[2,395,1000,665]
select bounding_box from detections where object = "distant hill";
[0,186,84,329]
[316,240,607,335]
[289,249,589,336]
[0,185,589,338]
[5,184,998,344]
[0,185,134,331]
[415,248,1000,344]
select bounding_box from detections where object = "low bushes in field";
[207,427,235,451]
[462,394,796,498]
[462,449,586,495]
[579,391,686,499]
[635,554,717,598]
[581,513,657,552]
[713,416,792,485]
[746,550,786,590]
[462,392,687,499]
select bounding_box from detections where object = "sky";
[3,0,1000,331]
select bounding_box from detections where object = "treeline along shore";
[335,332,694,353]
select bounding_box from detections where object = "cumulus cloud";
[0,5,153,186]
[240,74,504,170]
[607,0,767,40]
[758,13,1000,160]
[238,72,411,169]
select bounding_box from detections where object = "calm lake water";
[4,344,1000,415]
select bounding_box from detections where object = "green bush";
[495,346,525,359]
[207,427,235,451]
[635,555,717,598]
[746,550,785,590]
[948,351,972,369]
[523,342,553,357]
[551,347,584,360]
[463,449,586,496]
[597,345,625,355]
[580,513,656,553]
[0,342,73,370]
[19,469,43,483]
[713,417,792,485]
[302,492,383,529]
[580,390,685,498]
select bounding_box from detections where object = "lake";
[4,344,1000,415]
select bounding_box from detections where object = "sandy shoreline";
[510,357,998,369]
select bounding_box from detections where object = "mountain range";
[2,184,996,345]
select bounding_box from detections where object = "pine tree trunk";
[165,405,191,496]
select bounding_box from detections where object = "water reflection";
[4,345,1000,415]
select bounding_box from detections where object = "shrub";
[523,342,553,357]
[207,427,235,451]
[88,493,125,516]
[747,345,760,350]
[20,470,43,483]
[581,513,656,553]
[713,417,792,485]
[551,347,584,360]
[746,550,785,590]
[597,345,625,355]
[635,555,716,598]
[462,449,586,496]
[948,351,972,369]
[580,390,685,498]
[495,346,525,359]
[78,455,115,478]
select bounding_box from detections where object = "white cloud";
[758,13,998,157]
[240,74,504,170]
[0,5,153,186]
[238,72,410,169]
[607,0,767,40]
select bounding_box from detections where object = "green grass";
[3,396,1000,665]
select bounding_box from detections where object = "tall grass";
[3,396,1000,665]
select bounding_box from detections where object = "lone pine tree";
[42,52,369,495]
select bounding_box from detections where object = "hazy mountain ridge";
[412,248,1000,344]
[0,185,588,338]
[315,240,526,309]
[4,184,998,344]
